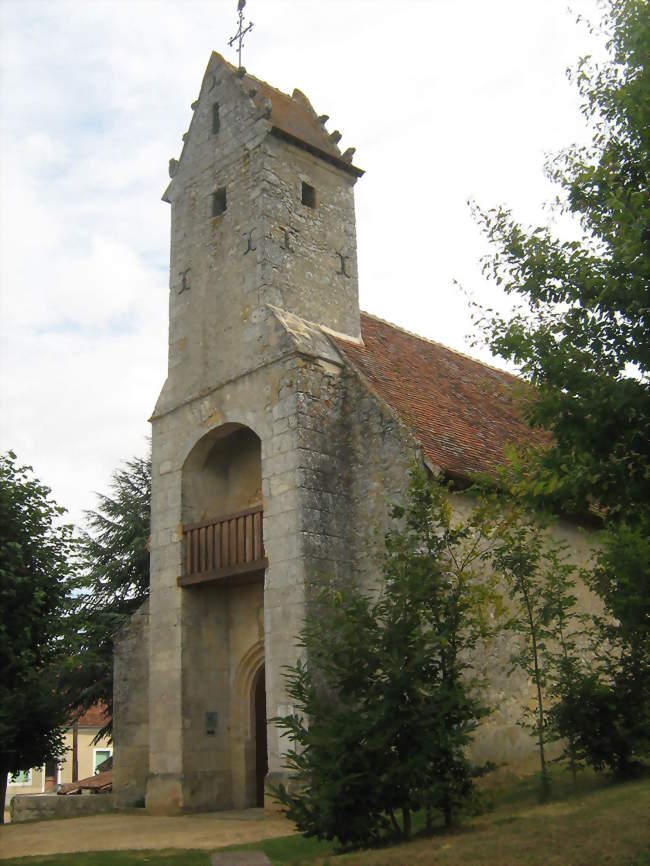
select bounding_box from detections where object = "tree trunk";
[522,583,549,799]
[402,805,411,840]
[559,632,578,780]
[388,807,400,837]
[443,796,453,829]
[568,733,578,780]
[0,764,8,825]
[72,721,79,782]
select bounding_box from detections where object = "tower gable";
[156,52,362,416]
[164,53,268,202]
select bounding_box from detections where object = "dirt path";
[0,809,294,859]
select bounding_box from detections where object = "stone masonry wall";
[113,599,149,807]
[259,136,360,339]
[157,55,271,415]
[10,793,114,824]
[469,513,600,766]
[324,362,601,770]
[295,356,352,592]
[341,367,417,590]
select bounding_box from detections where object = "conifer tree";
[67,453,151,737]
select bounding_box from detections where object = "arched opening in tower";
[180,423,265,586]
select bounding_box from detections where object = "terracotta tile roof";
[220,55,362,176]
[76,703,110,728]
[331,312,533,479]
[242,72,339,155]
[58,769,112,795]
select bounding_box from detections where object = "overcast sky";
[0,0,603,527]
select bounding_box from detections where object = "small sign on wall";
[205,711,218,736]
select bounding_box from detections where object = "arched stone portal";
[177,425,266,810]
[232,640,266,808]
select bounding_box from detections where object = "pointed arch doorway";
[232,640,266,809]
[253,665,268,807]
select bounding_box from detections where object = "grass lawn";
[2,769,648,866]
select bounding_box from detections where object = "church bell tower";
[155,52,363,416]
[121,51,365,814]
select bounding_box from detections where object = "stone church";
[113,52,591,814]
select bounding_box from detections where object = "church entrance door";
[254,666,267,807]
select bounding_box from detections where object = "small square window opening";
[301,182,317,209]
[212,103,220,134]
[212,187,227,217]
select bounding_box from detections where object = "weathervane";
[228,0,254,70]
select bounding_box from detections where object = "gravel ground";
[0,809,294,860]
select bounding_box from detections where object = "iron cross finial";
[228,0,254,71]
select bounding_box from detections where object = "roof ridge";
[330,311,537,482]
[211,53,360,175]
[358,310,522,384]
[221,56,297,106]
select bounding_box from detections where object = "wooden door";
[254,666,268,807]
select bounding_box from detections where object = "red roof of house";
[331,313,533,479]
[76,703,110,728]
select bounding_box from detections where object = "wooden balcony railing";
[178,503,267,587]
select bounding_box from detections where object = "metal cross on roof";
[228,0,254,70]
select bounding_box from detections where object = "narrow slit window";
[212,187,227,217]
[301,182,317,209]
[212,103,220,134]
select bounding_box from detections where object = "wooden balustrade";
[178,503,266,587]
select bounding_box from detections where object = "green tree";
[492,519,551,797]
[474,0,649,523]
[0,451,74,821]
[536,554,587,780]
[550,523,650,774]
[273,468,500,847]
[67,454,151,737]
[475,0,650,775]
[492,514,586,795]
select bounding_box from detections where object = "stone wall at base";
[10,793,115,823]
